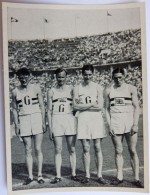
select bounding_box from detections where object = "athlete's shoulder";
[73,83,80,96]
[96,82,103,90]
[74,83,80,89]
[30,82,41,93]
[12,87,18,96]
[47,87,54,97]
[66,85,74,97]
[125,83,137,93]
[66,84,74,91]
[104,85,111,96]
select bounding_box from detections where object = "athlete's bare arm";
[104,87,116,136]
[47,89,53,140]
[104,87,111,126]
[36,84,46,133]
[73,85,96,111]
[12,89,20,136]
[89,85,104,111]
[131,85,140,135]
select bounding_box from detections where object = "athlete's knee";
[35,142,42,151]
[68,146,76,154]
[128,146,137,157]
[83,145,90,153]
[55,146,62,154]
[35,146,42,157]
[94,144,101,153]
[115,146,123,155]
[25,146,32,156]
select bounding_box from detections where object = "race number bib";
[58,98,67,112]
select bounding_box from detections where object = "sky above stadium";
[7,6,141,40]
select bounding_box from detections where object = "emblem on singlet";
[59,104,65,112]
[114,98,125,106]
[24,96,31,105]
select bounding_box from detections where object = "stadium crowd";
[8,28,142,108]
[8,29,141,71]
[9,65,142,108]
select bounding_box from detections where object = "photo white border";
[1,1,149,195]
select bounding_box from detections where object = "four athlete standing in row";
[12,65,143,187]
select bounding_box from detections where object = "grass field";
[11,115,144,191]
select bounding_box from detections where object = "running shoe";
[133,180,143,188]
[50,177,62,184]
[23,178,34,185]
[37,176,45,184]
[80,177,90,184]
[71,175,81,182]
[111,178,123,185]
[97,177,109,184]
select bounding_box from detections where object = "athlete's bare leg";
[81,139,90,178]
[34,133,43,177]
[111,135,124,181]
[54,136,63,178]
[66,135,77,176]
[93,138,103,178]
[22,136,33,180]
[125,133,139,181]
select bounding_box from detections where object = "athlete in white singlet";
[105,67,143,187]
[73,65,108,184]
[47,68,78,184]
[12,68,46,185]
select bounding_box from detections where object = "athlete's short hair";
[112,68,125,77]
[55,67,67,76]
[17,68,30,76]
[82,65,94,74]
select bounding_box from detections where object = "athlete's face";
[82,70,93,84]
[18,74,30,87]
[56,71,67,86]
[113,73,124,87]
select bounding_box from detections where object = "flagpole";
[11,20,12,40]
[106,11,112,33]
[107,11,110,33]
[43,17,45,39]
[107,12,108,33]
[108,15,110,33]
[10,17,18,40]
[75,16,77,37]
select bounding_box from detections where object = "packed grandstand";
[8,28,142,107]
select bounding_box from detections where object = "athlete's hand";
[15,124,20,136]
[130,125,138,136]
[49,131,54,141]
[108,125,116,136]
[42,123,47,133]
[109,130,116,137]
[91,103,102,111]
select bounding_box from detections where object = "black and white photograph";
[2,2,149,195]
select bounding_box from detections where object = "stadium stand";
[8,29,142,111]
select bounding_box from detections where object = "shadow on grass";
[12,163,85,180]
